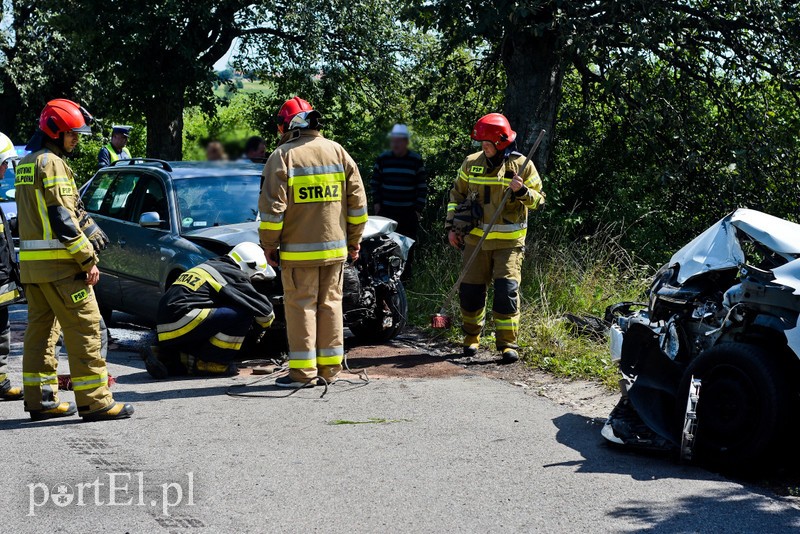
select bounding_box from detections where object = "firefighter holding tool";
[259,97,368,388]
[445,113,545,364]
[15,99,133,421]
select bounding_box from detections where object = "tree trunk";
[145,90,185,160]
[502,30,565,175]
[0,87,22,139]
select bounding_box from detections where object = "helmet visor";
[72,124,92,135]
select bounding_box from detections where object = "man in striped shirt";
[371,124,427,277]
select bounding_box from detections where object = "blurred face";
[481,141,498,158]
[0,161,7,178]
[111,132,128,150]
[247,142,266,161]
[389,136,409,156]
[206,142,226,161]
[63,131,80,153]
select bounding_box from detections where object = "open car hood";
[669,208,800,284]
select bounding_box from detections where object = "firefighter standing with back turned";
[259,97,368,388]
[446,113,545,364]
[15,99,133,421]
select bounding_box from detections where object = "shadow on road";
[346,353,442,370]
[110,384,234,403]
[607,487,800,532]
[547,413,690,481]
[550,413,800,531]
[0,415,85,431]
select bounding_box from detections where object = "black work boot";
[275,375,317,388]
[463,334,480,357]
[0,379,23,401]
[29,401,77,421]
[194,359,239,377]
[141,345,169,379]
[82,402,134,422]
[500,348,520,364]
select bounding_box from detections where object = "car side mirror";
[139,211,162,228]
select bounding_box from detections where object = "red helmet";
[471,113,516,150]
[277,96,320,133]
[39,99,93,139]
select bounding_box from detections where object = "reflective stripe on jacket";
[15,145,97,283]
[446,150,544,250]
[156,256,275,342]
[0,205,22,306]
[258,130,368,267]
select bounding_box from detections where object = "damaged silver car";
[602,208,800,466]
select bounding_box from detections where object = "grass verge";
[406,223,651,388]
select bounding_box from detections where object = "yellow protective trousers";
[22,277,113,415]
[282,263,344,382]
[459,245,524,350]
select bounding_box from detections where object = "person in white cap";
[370,123,427,277]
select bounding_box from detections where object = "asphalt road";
[1,309,798,533]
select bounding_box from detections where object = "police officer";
[446,113,545,363]
[143,242,275,379]
[97,125,132,169]
[16,99,133,421]
[259,97,368,387]
[0,133,25,400]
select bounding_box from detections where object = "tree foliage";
[3,0,800,266]
[416,1,800,173]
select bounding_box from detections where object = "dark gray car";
[80,159,264,321]
[80,159,411,344]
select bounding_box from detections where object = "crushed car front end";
[602,209,800,466]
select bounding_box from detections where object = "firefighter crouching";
[260,97,368,388]
[0,133,25,401]
[16,99,133,421]
[143,243,275,378]
[446,113,545,364]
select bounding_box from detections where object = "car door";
[117,173,174,317]
[81,172,141,313]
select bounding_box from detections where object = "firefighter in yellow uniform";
[15,99,133,421]
[259,97,368,387]
[446,113,544,363]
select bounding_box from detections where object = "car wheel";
[350,281,408,344]
[678,343,790,468]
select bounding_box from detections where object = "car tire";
[99,305,114,327]
[350,281,408,344]
[678,342,790,468]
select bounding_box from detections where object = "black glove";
[79,212,109,252]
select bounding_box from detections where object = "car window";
[130,176,169,229]
[0,165,16,202]
[174,175,259,231]
[82,173,140,221]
